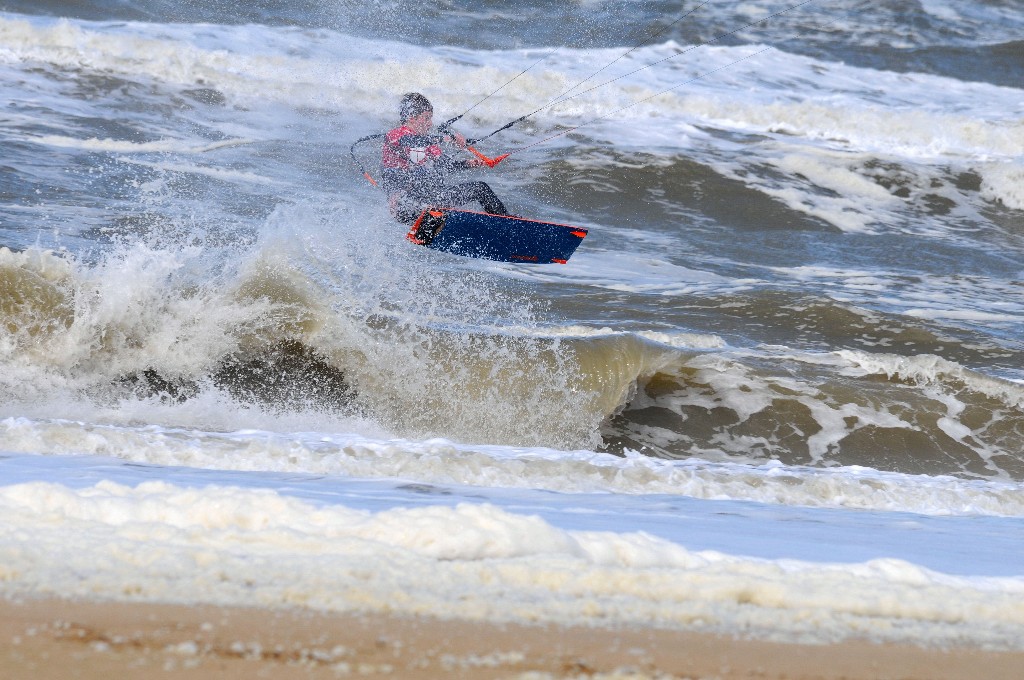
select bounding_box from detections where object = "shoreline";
[3,597,1023,679]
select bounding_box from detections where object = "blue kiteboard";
[406,208,588,264]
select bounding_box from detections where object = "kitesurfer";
[381,93,508,224]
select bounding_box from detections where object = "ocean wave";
[604,347,1024,480]
[3,419,1023,518]
[0,235,608,449]
[4,236,1024,480]
[4,9,1022,248]
[3,12,1021,158]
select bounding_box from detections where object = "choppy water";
[2,0,1023,650]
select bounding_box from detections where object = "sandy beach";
[3,597,1022,680]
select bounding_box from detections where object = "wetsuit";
[380,125,507,224]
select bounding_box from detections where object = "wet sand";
[3,597,1022,679]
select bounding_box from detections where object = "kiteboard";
[406,208,588,264]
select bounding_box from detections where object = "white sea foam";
[466,325,728,351]
[29,135,253,154]
[979,160,1024,211]
[904,308,1019,323]
[0,479,1021,648]
[835,350,1024,409]
[1,418,1021,518]
[547,248,746,295]
[116,157,282,186]
[635,330,728,350]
